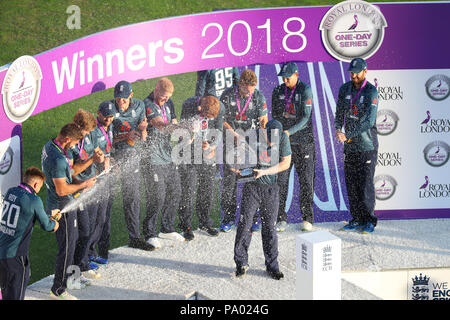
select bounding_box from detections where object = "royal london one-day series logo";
[376,109,399,136]
[425,74,450,101]
[423,141,450,168]
[374,174,397,201]
[1,55,43,123]
[319,0,387,61]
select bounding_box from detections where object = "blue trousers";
[234,182,280,272]
[277,143,316,224]
[178,164,216,230]
[88,174,115,259]
[142,164,181,239]
[0,256,30,300]
[344,150,378,226]
[74,200,99,272]
[51,201,78,296]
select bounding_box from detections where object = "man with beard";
[334,58,379,234]
[110,81,153,251]
[41,123,96,300]
[86,101,115,266]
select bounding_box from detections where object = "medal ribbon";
[155,100,168,124]
[235,87,254,120]
[284,83,297,113]
[97,119,112,153]
[19,183,33,194]
[52,139,72,169]
[350,78,367,113]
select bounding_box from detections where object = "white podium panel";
[296,230,341,300]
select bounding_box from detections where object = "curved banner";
[1,1,449,220]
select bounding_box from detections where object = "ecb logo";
[411,273,430,300]
[319,0,387,61]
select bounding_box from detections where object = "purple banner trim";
[376,209,450,220]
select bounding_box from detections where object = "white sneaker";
[50,291,78,300]
[276,221,287,232]
[158,232,185,242]
[147,237,161,248]
[301,221,313,232]
[82,269,101,279]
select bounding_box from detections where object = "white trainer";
[147,237,162,248]
[158,232,185,242]
[301,221,313,232]
[276,221,287,232]
[82,269,101,280]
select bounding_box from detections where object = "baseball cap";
[278,62,299,78]
[266,119,283,143]
[114,80,133,99]
[347,58,367,74]
[98,100,115,117]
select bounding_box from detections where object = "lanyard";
[52,139,72,169]
[350,78,367,109]
[155,100,168,124]
[284,83,297,112]
[235,87,254,119]
[97,119,112,152]
[19,183,33,194]
[77,137,84,153]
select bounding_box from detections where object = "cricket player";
[142,78,185,248]
[110,80,153,251]
[41,122,96,300]
[196,67,240,99]
[334,58,379,234]
[87,100,115,264]
[272,62,316,232]
[0,167,60,300]
[220,69,268,232]
[178,95,224,240]
[233,120,291,280]
[70,109,104,279]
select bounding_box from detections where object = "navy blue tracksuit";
[272,79,316,224]
[234,129,291,272]
[335,79,379,226]
[0,183,56,299]
[42,139,78,296]
[234,183,280,271]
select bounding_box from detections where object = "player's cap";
[266,119,283,143]
[278,62,299,78]
[114,81,133,99]
[348,58,367,74]
[98,101,115,117]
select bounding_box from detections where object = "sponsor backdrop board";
[1,1,449,221]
